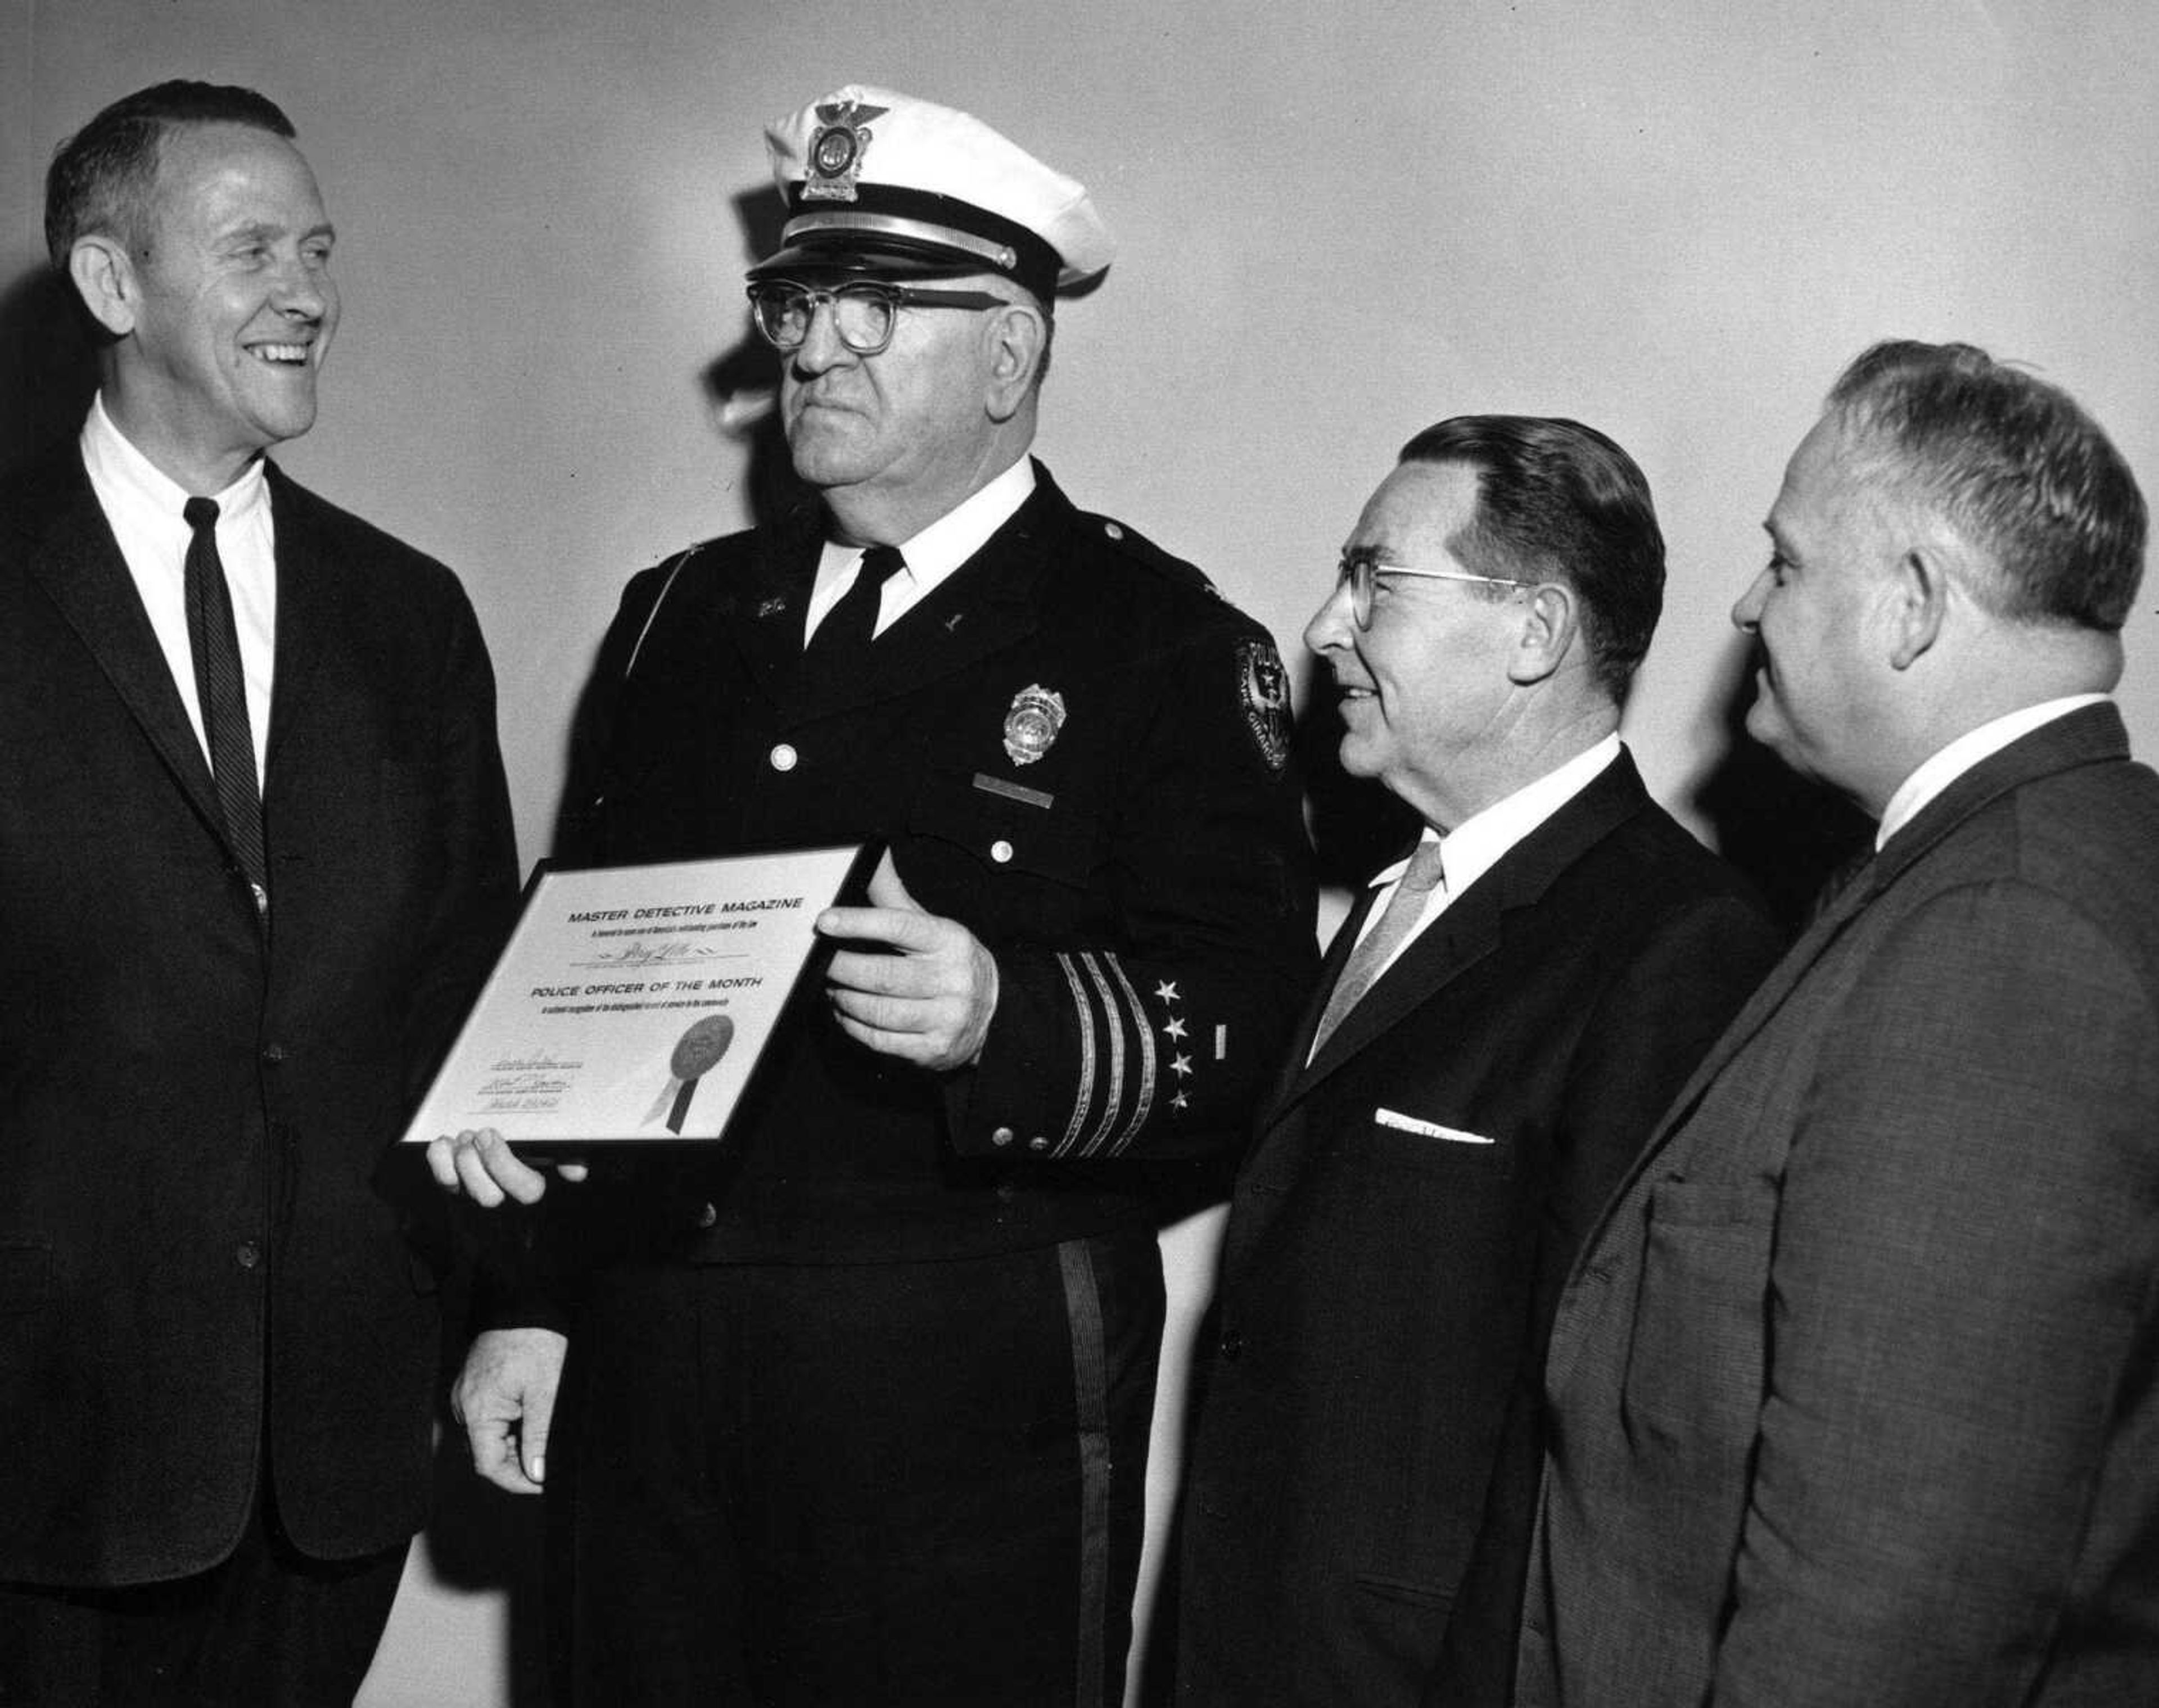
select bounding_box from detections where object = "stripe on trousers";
[1058,1237,1113,1708]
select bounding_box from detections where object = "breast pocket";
[1623,1177,1775,1452]
[1339,1107,1515,1181]
[906,767,1103,893]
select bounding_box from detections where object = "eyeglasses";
[746,280,1015,356]
[1334,549,1537,630]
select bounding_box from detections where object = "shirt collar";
[1875,694,2111,850]
[1366,733,1623,896]
[83,391,270,525]
[889,454,1036,582]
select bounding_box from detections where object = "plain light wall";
[9,3,2158,1703]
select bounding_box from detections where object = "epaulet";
[1077,510,1233,604]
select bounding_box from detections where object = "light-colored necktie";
[1310,838,1447,1051]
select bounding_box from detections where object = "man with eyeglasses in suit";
[1175,416,1780,1707]
[432,84,1314,1706]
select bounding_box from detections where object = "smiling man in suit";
[1174,416,1781,1707]
[0,80,516,1704]
[1521,342,2159,1707]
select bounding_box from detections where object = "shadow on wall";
[1690,639,1873,933]
[0,263,100,476]
[548,185,812,863]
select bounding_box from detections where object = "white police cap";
[752,84,1114,299]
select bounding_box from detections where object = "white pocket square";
[1374,1108,1494,1144]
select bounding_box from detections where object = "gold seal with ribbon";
[645,1013,736,1135]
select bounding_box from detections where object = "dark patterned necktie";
[802,544,906,680]
[183,496,268,907]
[1310,838,1448,1052]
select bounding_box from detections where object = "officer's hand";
[426,1128,588,1206]
[818,852,1000,1071]
[451,1327,568,1493]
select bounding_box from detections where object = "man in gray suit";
[1521,340,2159,1706]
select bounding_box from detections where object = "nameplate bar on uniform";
[972,773,1055,810]
[1373,1108,1495,1144]
[400,843,873,1150]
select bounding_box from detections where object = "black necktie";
[802,545,906,683]
[183,496,268,907]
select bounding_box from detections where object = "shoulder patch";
[1236,638,1292,772]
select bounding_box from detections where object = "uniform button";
[695,1201,718,1230]
[1103,521,1124,540]
[260,1043,287,1064]
[1027,1135,1050,1153]
[991,1126,1015,1147]
[235,1241,261,1271]
[769,743,798,772]
[990,839,1014,864]
[1218,1327,1243,1361]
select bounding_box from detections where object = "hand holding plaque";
[406,845,870,1159]
[817,852,1001,1071]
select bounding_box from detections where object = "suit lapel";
[19,452,225,838]
[262,462,327,784]
[1263,750,1655,1123]
[1571,703,2135,1264]
[1255,883,1380,1120]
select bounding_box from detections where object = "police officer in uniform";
[433,85,1315,1706]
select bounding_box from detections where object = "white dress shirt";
[80,394,277,781]
[802,455,1036,645]
[1875,695,2110,850]
[1343,734,1624,987]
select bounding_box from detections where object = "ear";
[1505,581,1578,686]
[68,235,139,338]
[982,302,1047,421]
[1885,544,1949,671]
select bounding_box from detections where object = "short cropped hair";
[44,80,296,269]
[1827,340,2147,632]
[1398,414,1665,700]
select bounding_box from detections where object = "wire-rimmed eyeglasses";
[1335,549,1537,630]
[746,279,1014,356]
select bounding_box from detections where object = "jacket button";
[1027,1135,1050,1153]
[769,743,798,772]
[1218,1327,1243,1361]
[695,1202,718,1230]
[235,1241,261,1271]
[990,839,1014,864]
[990,1126,1015,1147]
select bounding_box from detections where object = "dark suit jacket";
[0,447,516,1585]
[1522,704,2159,1708]
[1175,750,1782,1707]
